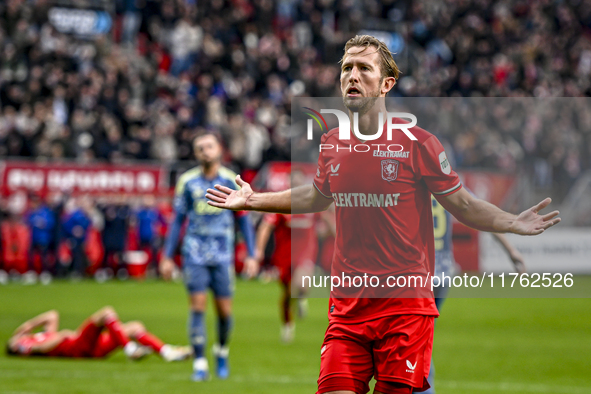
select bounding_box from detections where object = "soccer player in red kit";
[206,35,561,394]
[255,169,320,342]
[256,211,318,341]
[6,307,191,362]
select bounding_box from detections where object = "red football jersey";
[264,213,319,267]
[313,121,462,323]
[14,332,60,355]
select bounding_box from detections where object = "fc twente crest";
[381,159,399,181]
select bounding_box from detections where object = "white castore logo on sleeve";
[330,164,340,176]
[439,151,451,175]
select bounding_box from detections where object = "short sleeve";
[173,178,191,216]
[418,136,462,196]
[313,133,333,198]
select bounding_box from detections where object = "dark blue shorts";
[183,263,234,298]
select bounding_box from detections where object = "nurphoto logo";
[304,107,419,143]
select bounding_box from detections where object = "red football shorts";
[317,314,434,394]
[51,321,118,358]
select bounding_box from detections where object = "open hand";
[511,198,560,236]
[206,175,253,211]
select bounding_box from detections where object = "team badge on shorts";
[381,159,399,181]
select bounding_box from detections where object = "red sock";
[135,332,164,353]
[282,296,291,324]
[105,317,130,347]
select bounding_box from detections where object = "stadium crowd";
[1,0,591,172]
[1,0,591,278]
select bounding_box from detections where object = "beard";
[342,82,382,116]
[342,95,379,116]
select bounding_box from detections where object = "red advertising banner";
[0,160,169,196]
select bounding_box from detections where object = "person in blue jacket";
[135,195,166,273]
[62,197,92,278]
[98,197,130,280]
[25,194,56,280]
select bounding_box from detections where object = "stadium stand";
[1,0,591,277]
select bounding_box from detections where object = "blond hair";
[340,35,400,80]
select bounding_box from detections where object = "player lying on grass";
[6,306,191,361]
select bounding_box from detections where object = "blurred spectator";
[46,192,66,270]
[24,193,56,281]
[0,0,590,205]
[97,197,130,281]
[120,0,142,45]
[61,197,92,278]
[135,195,166,272]
[169,12,203,76]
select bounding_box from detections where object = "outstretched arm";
[206,176,333,214]
[436,188,560,236]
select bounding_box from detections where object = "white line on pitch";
[437,380,590,393]
[1,369,590,392]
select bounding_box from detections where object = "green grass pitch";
[1,279,590,393]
